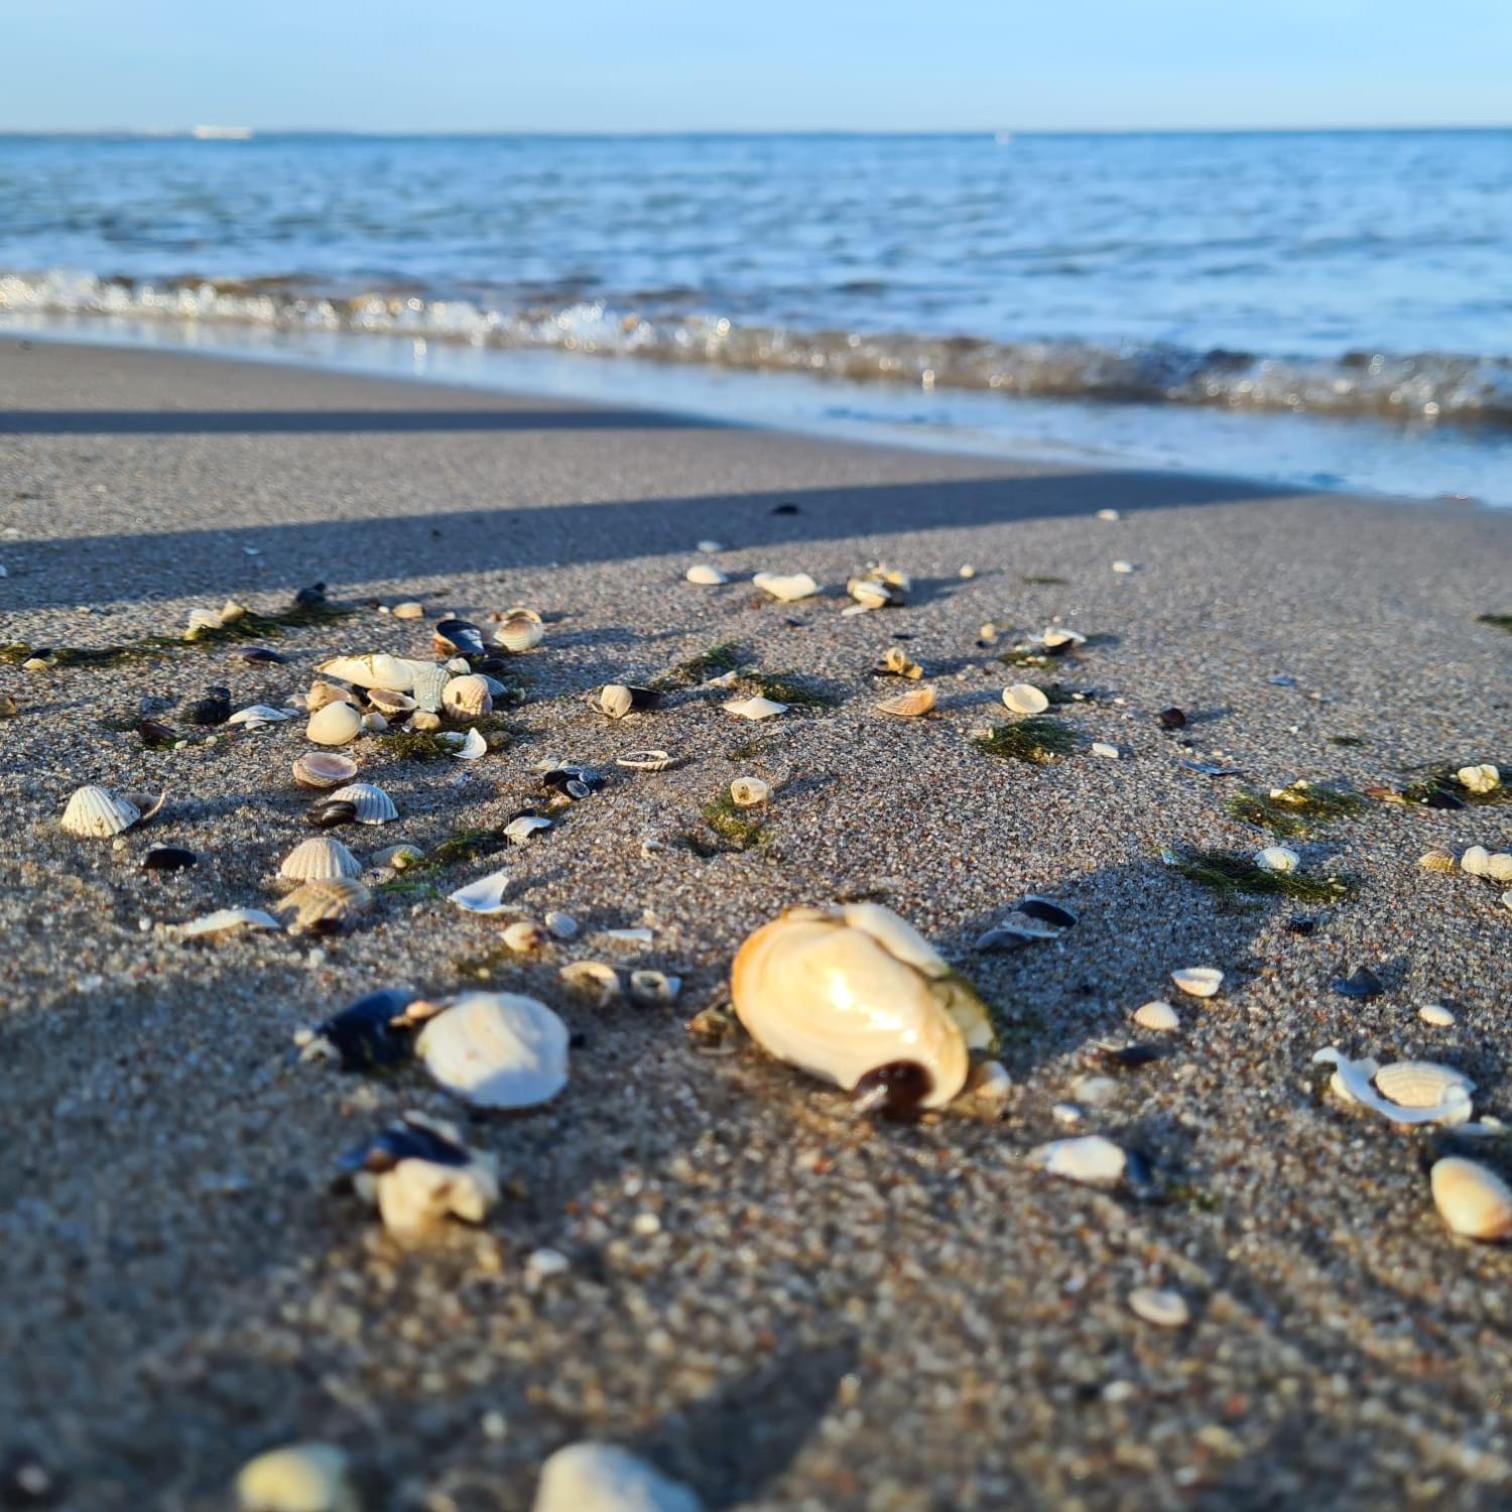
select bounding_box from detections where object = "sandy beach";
[2,335,1510,1510]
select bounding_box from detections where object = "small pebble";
[1096,508,1120,521]
[1419,1003,1456,1028]
[1111,560,1135,574]
[1091,741,1119,759]
[1128,1286,1190,1328]
[526,1247,570,1280]
[958,564,976,579]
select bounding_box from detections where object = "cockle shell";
[723,695,787,720]
[532,1443,702,1512]
[60,785,141,838]
[592,684,635,719]
[442,674,493,719]
[876,686,936,718]
[730,776,770,807]
[494,613,544,652]
[1254,846,1300,873]
[1418,848,1457,873]
[306,702,363,746]
[372,842,423,871]
[279,837,362,883]
[328,783,397,824]
[185,606,224,637]
[1373,1060,1475,1109]
[1171,966,1223,998]
[366,686,415,717]
[1458,763,1501,795]
[1431,1157,1512,1241]
[752,571,820,603]
[341,1112,499,1238]
[685,563,728,586]
[559,960,620,1005]
[616,749,674,771]
[317,653,414,692]
[408,663,450,713]
[279,876,372,934]
[292,752,358,789]
[1026,1134,1127,1187]
[392,600,425,619]
[1133,1000,1180,1032]
[730,903,993,1110]
[1313,1047,1472,1127]
[1003,683,1050,715]
[415,992,569,1109]
[234,1442,357,1512]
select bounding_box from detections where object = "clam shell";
[1461,845,1491,877]
[185,606,224,636]
[408,663,450,713]
[730,776,770,808]
[1039,627,1086,651]
[344,1112,500,1236]
[226,704,294,728]
[559,960,620,1004]
[1171,966,1223,998]
[592,683,635,719]
[1418,848,1457,873]
[317,653,414,692]
[60,784,141,838]
[503,919,546,954]
[292,752,359,789]
[1431,1156,1512,1241]
[234,1443,356,1512]
[1133,1000,1180,1032]
[442,674,493,719]
[449,869,511,914]
[172,907,281,940]
[1002,683,1049,715]
[415,991,569,1109]
[1128,1287,1189,1328]
[392,600,425,619]
[279,836,363,883]
[1373,1060,1474,1109]
[1254,845,1300,873]
[328,782,397,825]
[305,680,357,713]
[494,614,544,652]
[306,701,363,747]
[882,646,922,680]
[723,695,788,720]
[876,686,936,718]
[752,571,819,603]
[411,710,442,732]
[685,563,728,585]
[432,617,486,658]
[1026,1134,1127,1187]
[532,1443,701,1512]
[1314,1047,1473,1126]
[366,686,415,717]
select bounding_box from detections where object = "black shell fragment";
[142,846,197,872]
[230,646,287,664]
[434,617,486,658]
[307,799,359,829]
[1157,707,1187,730]
[852,1060,932,1121]
[309,988,424,1071]
[1018,896,1078,930]
[185,687,232,726]
[541,765,605,800]
[337,1112,472,1178]
[1332,967,1385,1000]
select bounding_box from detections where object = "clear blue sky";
[5,0,1509,133]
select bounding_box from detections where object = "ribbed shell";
[1373,1060,1474,1109]
[494,615,544,652]
[408,663,450,713]
[723,695,788,720]
[291,752,359,789]
[277,877,372,933]
[442,674,493,718]
[876,686,936,718]
[279,836,362,882]
[60,785,140,838]
[415,992,569,1108]
[328,782,398,824]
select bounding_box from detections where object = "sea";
[1,129,1508,504]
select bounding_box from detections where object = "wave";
[2,268,1508,427]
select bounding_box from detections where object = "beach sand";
[1,336,1509,1510]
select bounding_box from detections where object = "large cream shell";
[730,907,984,1107]
[306,702,363,747]
[532,1443,701,1512]
[234,1442,357,1512]
[1373,1061,1474,1109]
[60,784,140,838]
[415,992,569,1109]
[1431,1157,1512,1241]
[279,837,363,882]
[317,653,414,692]
[494,615,544,652]
[442,674,493,718]
[328,783,398,824]
[1002,683,1050,715]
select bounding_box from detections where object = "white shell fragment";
[1003,683,1050,715]
[592,683,635,719]
[560,960,620,1005]
[1254,845,1300,873]
[449,727,488,760]
[544,910,579,941]
[1027,1135,1127,1187]
[415,992,569,1109]
[1170,966,1223,999]
[505,814,553,845]
[730,776,770,808]
[348,1112,500,1238]
[685,563,728,586]
[723,695,787,720]
[1128,1287,1190,1328]
[279,837,362,883]
[730,903,993,1110]
[1111,560,1136,574]
[1419,1003,1457,1028]
[1133,1000,1180,1032]
[1091,742,1120,759]
[448,870,511,915]
[318,653,414,691]
[234,1442,357,1512]
[1457,763,1501,795]
[171,907,281,941]
[1488,853,1512,883]
[227,704,295,728]
[532,1442,702,1512]
[60,784,142,838]
[752,571,819,603]
[1431,1157,1512,1242]
[329,783,398,824]
[876,686,937,718]
[1096,508,1121,521]
[306,701,363,746]
[1313,1047,1473,1127]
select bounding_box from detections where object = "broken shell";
[317,653,414,692]
[1419,1003,1457,1028]
[730,776,770,808]
[1457,763,1501,795]
[882,646,923,680]
[1111,560,1136,574]
[449,870,511,914]
[415,991,569,1109]
[876,686,937,718]
[968,1060,1012,1101]
[433,617,485,658]
[685,563,728,585]
[365,686,415,717]
[1170,966,1223,999]
[408,662,449,713]
[329,783,398,825]
[1039,627,1087,652]
[299,987,426,1069]
[1487,853,1512,883]
[494,614,544,652]
[279,837,362,883]
[503,919,547,954]
[306,702,363,747]
[1254,845,1300,873]
[1314,1047,1472,1126]
[442,674,493,719]
[60,785,141,838]
[1418,848,1457,874]
[450,727,488,760]
[1027,1134,1127,1187]
[1091,742,1120,759]
[277,879,373,934]
[723,695,787,720]
[185,606,224,637]
[592,683,635,719]
[544,910,579,941]
[1431,1156,1512,1242]
[1460,845,1491,877]
[227,704,295,728]
[309,798,358,830]
[392,600,425,619]
[340,1111,499,1237]
[505,814,553,845]
[752,571,819,603]
[616,749,674,771]
[292,752,359,789]
[532,1443,701,1512]
[1373,1060,1475,1109]
[629,970,682,1005]
[1128,1287,1189,1328]
[730,903,993,1109]
[1003,683,1050,715]
[234,1442,357,1512]
[307,681,359,715]
[172,907,281,941]
[361,712,388,735]
[559,960,620,1005]
[1133,1000,1180,1032]
[371,843,423,871]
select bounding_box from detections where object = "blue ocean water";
[1,130,1509,501]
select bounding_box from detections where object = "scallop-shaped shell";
[1026,1134,1127,1187]
[752,571,819,602]
[1133,1000,1180,1031]
[1171,966,1223,998]
[730,904,992,1109]
[414,991,569,1109]
[685,563,728,585]
[234,1443,357,1512]
[592,683,634,719]
[292,752,359,789]
[185,606,225,637]
[533,1443,701,1512]
[406,662,450,713]
[1003,683,1050,715]
[317,653,414,692]
[723,695,787,720]
[1373,1060,1475,1109]
[442,674,493,719]
[1254,845,1300,873]
[730,776,770,807]
[494,614,544,652]
[392,600,425,620]
[60,784,141,838]
[279,836,362,883]
[1432,1157,1512,1241]
[876,686,936,718]
[328,782,397,825]
[1418,848,1457,873]
[277,877,373,934]
[560,960,620,1005]
[306,702,363,746]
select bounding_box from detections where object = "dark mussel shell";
[1018,896,1078,930]
[1157,707,1187,730]
[433,617,486,658]
[852,1060,933,1121]
[1287,915,1319,935]
[230,646,287,664]
[142,846,197,872]
[294,581,328,608]
[185,687,232,726]
[311,987,425,1071]
[337,1112,472,1178]
[541,765,605,800]
[1332,966,1385,1000]
[1422,787,1466,811]
[307,799,359,829]
[136,719,177,747]
[1092,1042,1166,1070]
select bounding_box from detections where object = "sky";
[4,0,1509,133]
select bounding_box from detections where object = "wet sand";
[1,336,1510,1511]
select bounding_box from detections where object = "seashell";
[1373,1060,1474,1109]
[365,686,415,717]
[494,613,544,652]
[752,571,819,603]
[1332,966,1384,999]
[411,710,442,732]
[544,911,579,940]
[276,878,373,935]
[449,727,488,760]
[882,646,923,680]
[1418,848,1457,873]
[307,798,356,829]
[876,686,936,718]
[532,1442,702,1512]
[185,606,224,637]
[560,960,620,1005]
[1096,507,1120,521]
[305,680,356,713]
[1091,742,1120,759]
[1128,1287,1189,1328]
[604,926,654,945]
[1039,627,1086,652]
[392,600,425,619]
[542,764,604,800]
[60,784,141,838]
[616,749,674,771]
[685,563,728,585]
[1111,560,1135,574]
[1419,1003,1456,1027]
[504,814,552,845]
[1460,845,1491,877]
[1486,853,1512,883]
[848,579,891,610]
[405,662,450,713]
[444,655,471,675]
[317,653,414,692]
[1254,845,1300,873]
[450,870,511,914]
[292,752,358,789]
[723,695,787,720]
[442,674,493,719]
[433,617,485,658]
[298,987,427,1069]
[415,991,569,1109]
[227,705,294,728]
[503,919,547,954]
[1314,1047,1472,1126]
[968,1060,1012,1101]
[592,683,635,719]
[361,712,388,735]
[1458,763,1501,795]
[1171,966,1223,998]
[1133,1000,1180,1032]
[306,701,363,747]
[731,903,993,1111]
[629,970,682,1005]
[340,1111,499,1237]
[172,907,281,941]
[371,842,423,871]
[1002,683,1050,715]
[234,1442,357,1512]
[1026,1134,1127,1187]
[279,837,362,883]
[730,776,770,808]
[1431,1157,1512,1242]
[329,783,397,825]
